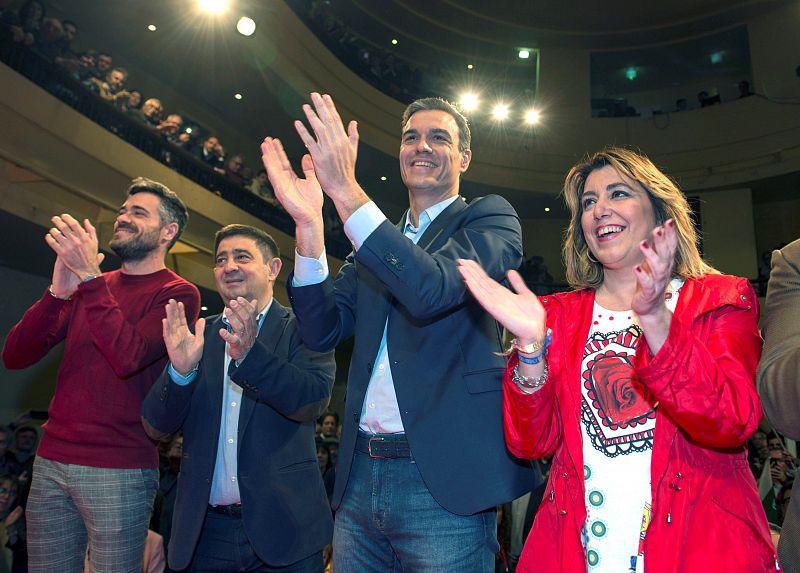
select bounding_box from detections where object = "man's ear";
[161,222,179,248]
[268,256,283,280]
[460,149,472,173]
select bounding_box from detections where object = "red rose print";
[589,354,654,425]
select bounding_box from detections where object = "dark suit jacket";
[758,238,800,572]
[287,194,537,516]
[141,300,335,570]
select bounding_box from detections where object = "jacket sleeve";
[2,290,72,369]
[80,276,201,379]
[286,251,359,353]
[141,366,197,439]
[635,277,762,448]
[229,321,335,422]
[503,354,564,460]
[355,195,523,321]
[757,241,800,440]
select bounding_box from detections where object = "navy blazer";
[287,195,537,516]
[141,300,335,569]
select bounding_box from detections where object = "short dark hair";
[214,224,279,262]
[401,97,471,152]
[111,67,128,80]
[126,177,188,249]
[319,411,339,425]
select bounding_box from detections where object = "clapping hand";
[220,297,258,363]
[162,299,205,376]
[457,259,547,346]
[260,136,324,228]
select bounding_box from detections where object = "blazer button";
[353,411,358,422]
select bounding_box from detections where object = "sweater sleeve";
[2,289,72,369]
[79,275,200,379]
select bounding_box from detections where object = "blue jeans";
[333,443,499,572]
[26,456,158,573]
[188,510,323,572]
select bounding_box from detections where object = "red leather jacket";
[505,275,780,573]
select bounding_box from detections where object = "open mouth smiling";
[596,225,624,238]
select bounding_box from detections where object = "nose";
[223,258,239,273]
[416,138,432,153]
[593,195,611,220]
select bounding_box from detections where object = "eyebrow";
[216,248,254,257]
[581,182,635,197]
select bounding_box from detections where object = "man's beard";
[109,225,162,262]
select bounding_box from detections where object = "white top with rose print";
[580,279,682,573]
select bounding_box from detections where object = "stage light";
[147,24,157,32]
[710,51,723,64]
[544,207,551,212]
[380,176,387,181]
[201,306,208,311]
[237,16,256,36]
[459,92,479,112]
[524,108,540,125]
[467,64,473,70]
[234,93,243,100]
[518,50,530,59]
[391,38,398,45]
[492,103,510,120]
[197,0,228,14]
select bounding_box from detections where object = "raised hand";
[51,253,104,300]
[457,259,547,345]
[162,299,205,376]
[220,297,258,363]
[294,92,359,200]
[45,214,102,280]
[632,219,678,354]
[260,137,324,227]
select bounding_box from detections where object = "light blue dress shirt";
[168,300,272,505]
[293,196,461,434]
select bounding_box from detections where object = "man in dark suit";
[758,237,800,572]
[141,224,335,572]
[260,94,536,571]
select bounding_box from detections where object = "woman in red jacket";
[458,147,778,573]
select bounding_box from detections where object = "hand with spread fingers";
[220,297,258,363]
[457,258,547,346]
[260,136,324,228]
[293,92,360,201]
[162,298,206,376]
[45,214,103,281]
[633,218,678,353]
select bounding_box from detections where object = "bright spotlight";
[518,50,530,59]
[459,93,479,112]
[380,176,387,181]
[524,108,540,125]
[237,16,256,36]
[185,127,193,134]
[391,38,398,45]
[544,207,551,213]
[197,0,229,14]
[466,64,473,70]
[492,103,510,120]
[234,93,243,100]
[147,24,157,32]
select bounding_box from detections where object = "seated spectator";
[0,0,26,44]
[88,66,129,104]
[0,473,26,572]
[32,16,63,62]
[156,113,184,146]
[129,97,162,127]
[223,154,244,185]
[118,88,142,113]
[248,169,279,206]
[17,0,43,45]
[0,427,20,478]
[192,135,224,170]
[89,51,113,82]
[53,18,78,68]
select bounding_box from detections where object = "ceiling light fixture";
[391,38,398,45]
[147,24,157,32]
[625,67,638,81]
[492,103,510,120]
[544,207,551,213]
[459,92,479,112]
[234,93,243,100]
[201,306,208,311]
[467,64,473,70]
[237,16,256,36]
[380,176,387,181]
[197,0,229,14]
[518,50,530,59]
[524,108,540,125]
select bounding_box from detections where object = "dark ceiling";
[42,0,791,220]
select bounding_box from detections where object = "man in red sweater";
[2,177,200,573]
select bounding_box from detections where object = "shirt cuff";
[168,363,198,386]
[343,201,387,252]
[293,249,329,287]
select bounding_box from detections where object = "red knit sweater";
[2,268,200,469]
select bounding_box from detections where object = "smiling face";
[214,235,280,307]
[399,110,471,199]
[580,164,656,273]
[109,192,170,262]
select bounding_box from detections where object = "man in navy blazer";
[142,224,335,572]
[260,94,536,572]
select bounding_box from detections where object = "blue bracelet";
[516,330,552,365]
